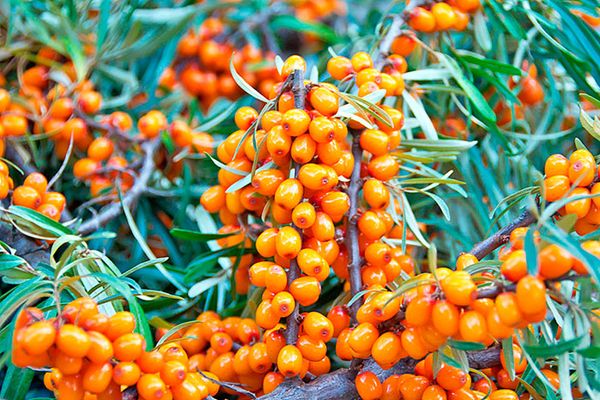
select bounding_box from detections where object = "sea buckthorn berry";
[234,106,258,130]
[356,371,383,400]
[459,310,487,342]
[21,321,55,355]
[105,311,136,341]
[210,332,233,354]
[57,324,91,358]
[569,158,595,187]
[2,114,28,136]
[456,253,478,270]
[303,312,334,342]
[441,271,476,306]
[516,275,547,316]
[327,56,353,80]
[320,191,350,221]
[113,332,145,361]
[43,192,66,212]
[360,129,389,156]
[200,185,226,213]
[263,371,285,394]
[86,331,113,363]
[311,212,335,242]
[170,120,193,147]
[351,52,373,72]
[256,228,278,258]
[265,264,288,293]
[82,362,113,393]
[298,163,331,190]
[276,226,302,259]
[401,327,429,360]
[432,300,460,336]
[363,179,389,209]
[290,276,321,306]
[262,110,283,131]
[358,211,386,240]
[282,108,310,137]
[437,364,468,391]
[79,90,102,114]
[160,360,187,386]
[372,332,404,369]
[348,322,379,355]
[365,242,392,266]
[500,343,527,373]
[272,291,295,318]
[565,187,592,218]
[495,293,523,327]
[500,249,527,282]
[277,344,303,377]
[281,55,306,80]
[309,117,336,143]
[432,2,457,30]
[409,7,436,32]
[368,154,399,181]
[87,137,114,161]
[73,158,100,181]
[405,296,433,327]
[543,175,570,202]
[249,342,271,373]
[113,362,141,386]
[421,384,447,400]
[23,172,48,195]
[137,374,168,400]
[275,178,303,210]
[545,154,569,177]
[291,134,317,164]
[13,186,42,209]
[327,305,351,338]
[310,87,339,116]
[489,389,519,400]
[292,202,316,228]
[539,244,573,279]
[252,169,285,196]
[391,34,417,56]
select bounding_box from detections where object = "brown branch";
[259,347,500,400]
[345,129,364,323]
[77,138,161,236]
[284,68,305,345]
[3,141,36,175]
[469,209,537,260]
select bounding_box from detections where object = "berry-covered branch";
[77,138,161,235]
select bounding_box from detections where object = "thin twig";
[77,138,161,235]
[470,209,537,260]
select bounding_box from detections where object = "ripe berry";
[355,371,383,400]
[277,345,303,377]
[56,324,91,358]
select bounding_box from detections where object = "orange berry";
[516,275,546,316]
[500,249,527,282]
[200,185,226,213]
[86,331,113,363]
[138,351,164,374]
[105,311,136,341]
[545,154,569,177]
[113,332,145,362]
[409,7,436,32]
[543,175,570,202]
[82,362,113,393]
[56,324,91,358]
[112,361,141,386]
[568,159,595,187]
[280,55,306,80]
[303,312,334,342]
[327,56,353,80]
[137,374,168,400]
[21,321,56,355]
[356,371,383,400]
[1,114,28,136]
[565,187,592,218]
[432,2,457,30]
[234,106,258,130]
[432,300,460,337]
[43,191,66,212]
[368,154,399,181]
[351,52,373,72]
[437,364,468,391]
[309,87,339,116]
[79,90,102,114]
[441,271,476,306]
[289,276,321,306]
[372,332,404,369]
[539,244,573,279]
[13,186,42,209]
[495,293,523,327]
[277,344,303,377]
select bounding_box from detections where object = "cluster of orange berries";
[13,298,221,400]
[354,343,562,400]
[542,148,600,235]
[8,171,66,221]
[155,309,340,396]
[0,47,105,159]
[283,0,344,22]
[408,0,481,33]
[327,50,407,97]
[161,17,278,109]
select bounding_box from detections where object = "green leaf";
[170,228,241,241]
[447,338,486,351]
[0,364,34,400]
[524,228,539,276]
[403,90,438,139]
[230,57,269,103]
[523,336,585,358]
[502,337,516,380]
[438,53,497,124]
[0,254,27,270]
[457,51,522,76]
[270,15,337,44]
[473,10,492,52]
